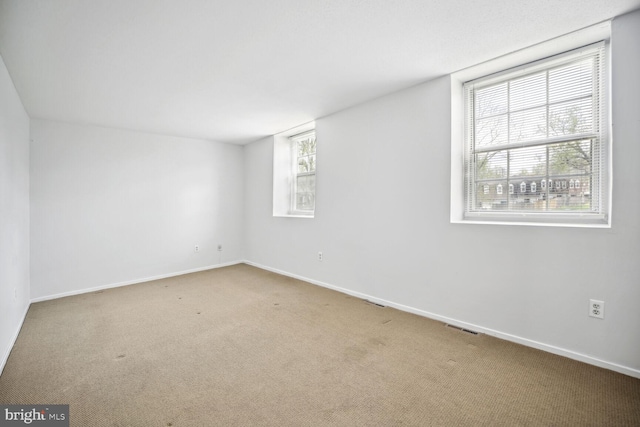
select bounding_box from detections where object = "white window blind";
[463,42,607,223]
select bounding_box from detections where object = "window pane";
[508,179,545,211]
[549,58,593,103]
[297,141,306,156]
[509,72,546,111]
[509,146,546,178]
[548,181,591,211]
[298,157,309,173]
[548,140,591,176]
[476,83,508,118]
[548,98,593,136]
[297,155,316,173]
[476,150,507,180]
[296,175,315,211]
[297,137,316,156]
[297,174,315,193]
[510,106,547,142]
[296,192,315,211]
[475,181,508,210]
[476,114,508,148]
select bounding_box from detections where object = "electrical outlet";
[589,299,604,319]
[194,245,200,253]
[217,244,222,251]
[318,251,323,262]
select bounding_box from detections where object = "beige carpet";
[1,264,639,426]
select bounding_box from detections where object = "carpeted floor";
[1,264,639,426]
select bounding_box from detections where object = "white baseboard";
[30,261,242,303]
[243,260,640,380]
[0,302,30,376]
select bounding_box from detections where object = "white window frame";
[273,121,317,218]
[450,22,611,228]
[290,130,317,214]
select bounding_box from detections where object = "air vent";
[445,324,479,335]
[364,300,386,308]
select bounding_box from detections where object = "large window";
[462,42,608,225]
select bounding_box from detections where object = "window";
[273,122,317,218]
[291,130,317,212]
[461,41,609,226]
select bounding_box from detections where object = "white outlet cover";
[589,299,605,319]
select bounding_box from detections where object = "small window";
[541,180,547,190]
[531,182,537,193]
[496,184,503,195]
[509,184,514,194]
[292,131,317,212]
[483,185,489,195]
[273,122,317,217]
[520,182,526,193]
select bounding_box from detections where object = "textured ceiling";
[0,0,638,144]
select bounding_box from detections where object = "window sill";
[453,212,610,228]
[274,213,315,219]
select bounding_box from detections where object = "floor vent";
[364,300,386,308]
[445,324,479,335]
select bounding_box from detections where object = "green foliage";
[550,141,590,174]
[547,106,589,136]
[297,137,316,156]
[297,136,317,173]
[476,152,505,180]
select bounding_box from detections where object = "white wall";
[0,54,30,373]
[244,10,640,376]
[30,120,244,300]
